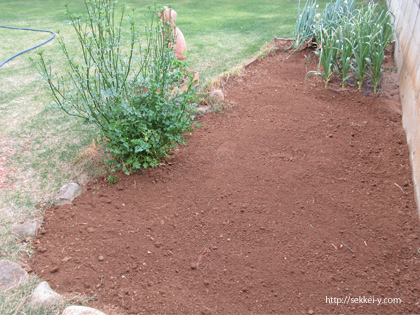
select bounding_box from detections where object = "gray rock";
[29,281,63,309]
[0,260,29,291]
[195,106,211,117]
[210,89,224,102]
[57,183,82,205]
[12,219,41,239]
[62,305,107,315]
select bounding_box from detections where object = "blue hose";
[0,25,56,68]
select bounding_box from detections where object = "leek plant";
[367,8,394,92]
[293,0,319,51]
[336,36,354,88]
[351,34,371,91]
[335,18,354,88]
[299,0,395,92]
[306,27,339,88]
[368,39,385,93]
[322,0,355,30]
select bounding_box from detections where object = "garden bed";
[30,48,420,314]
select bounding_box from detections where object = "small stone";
[0,260,29,291]
[87,227,95,233]
[195,106,211,117]
[308,310,314,315]
[98,256,104,262]
[12,219,41,239]
[50,266,59,273]
[37,247,47,253]
[203,280,210,286]
[190,263,197,270]
[210,89,224,102]
[29,281,63,309]
[57,183,82,205]
[62,305,107,315]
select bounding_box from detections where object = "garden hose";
[0,25,56,68]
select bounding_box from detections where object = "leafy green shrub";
[35,0,198,174]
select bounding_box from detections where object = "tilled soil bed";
[31,49,420,314]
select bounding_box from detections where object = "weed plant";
[34,0,198,174]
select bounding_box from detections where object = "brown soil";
[31,49,420,314]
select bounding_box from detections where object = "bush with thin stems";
[34,0,199,174]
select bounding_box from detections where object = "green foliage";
[297,0,394,93]
[293,0,355,52]
[293,0,319,51]
[368,40,385,93]
[351,35,371,91]
[335,18,354,88]
[306,27,339,88]
[108,173,118,185]
[34,0,198,174]
[367,7,395,93]
[321,0,355,30]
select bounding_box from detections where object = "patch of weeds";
[107,173,119,185]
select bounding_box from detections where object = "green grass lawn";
[0,0,387,313]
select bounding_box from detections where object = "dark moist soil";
[31,49,420,315]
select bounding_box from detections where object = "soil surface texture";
[31,49,420,314]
